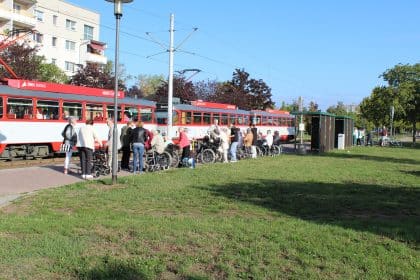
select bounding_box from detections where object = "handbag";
[60,143,71,153]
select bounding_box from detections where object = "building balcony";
[0,8,36,28]
[85,52,107,65]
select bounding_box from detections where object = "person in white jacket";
[219,127,230,163]
[78,119,101,179]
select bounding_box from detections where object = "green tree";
[39,63,68,83]
[361,63,419,143]
[135,74,165,99]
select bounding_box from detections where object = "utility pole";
[145,16,197,139]
[167,14,174,139]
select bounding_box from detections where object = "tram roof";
[0,85,156,107]
[173,103,250,114]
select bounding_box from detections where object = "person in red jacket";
[178,127,191,162]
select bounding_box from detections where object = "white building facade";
[0,0,107,76]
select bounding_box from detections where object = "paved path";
[0,164,129,208]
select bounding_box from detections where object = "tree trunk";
[412,121,417,145]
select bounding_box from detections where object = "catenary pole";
[167,14,175,139]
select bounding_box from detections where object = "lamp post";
[105,0,133,184]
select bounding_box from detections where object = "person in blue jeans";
[229,125,240,162]
[130,121,148,174]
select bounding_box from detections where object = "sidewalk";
[0,164,129,208]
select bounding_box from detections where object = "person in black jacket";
[229,125,240,162]
[130,121,148,174]
[250,123,258,158]
[120,120,134,170]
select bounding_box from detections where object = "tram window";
[7,98,33,119]
[230,115,236,125]
[193,112,202,124]
[140,108,152,122]
[203,113,211,125]
[106,105,122,122]
[272,117,279,126]
[37,100,59,120]
[262,117,268,125]
[251,116,261,125]
[63,102,82,120]
[124,106,138,122]
[0,97,3,118]
[181,111,192,125]
[173,111,178,125]
[221,114,228,125]
[244,115,249,125]
[86,104,104,121]
[237,115,243,125]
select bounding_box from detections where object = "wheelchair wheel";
[157,151,172,170]
[170,152,180,168]
[200,148,215,164]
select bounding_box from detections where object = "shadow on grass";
[198,180,420,245]
[322,152,420,165]
[401,170,420,177]
[76,257,147,280]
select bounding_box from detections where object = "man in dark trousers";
[120,120,134,170]
[250,123,258,158]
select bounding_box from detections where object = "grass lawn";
[0,146,419,279]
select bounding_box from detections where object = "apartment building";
[0,0,107,76]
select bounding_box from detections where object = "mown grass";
[0,146,419,279]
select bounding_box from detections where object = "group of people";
[207,120,276,162]
[353,126,389,147]
[60,117,279,179]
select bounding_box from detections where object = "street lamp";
[105,0,133,184]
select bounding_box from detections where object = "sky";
[68,0,419,110]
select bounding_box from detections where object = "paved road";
[0,163,129,208]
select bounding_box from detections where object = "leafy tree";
[326,101,348,116]
[39,63,68,83]
[134,74,165,99]
[211,69,274,110]
[308,101,319,112]
[0,42,43,79]
[194,79,219,101]
[361,63,419,143]
[70,63,126,90]
[154,75,196,103]
[126,85,143,99]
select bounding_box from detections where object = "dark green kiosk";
[293,111,354,153]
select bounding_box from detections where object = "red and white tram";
[156,100,295,141]
[0,79,156,159]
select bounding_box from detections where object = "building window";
[65,61,75,72]
[34,10,44,22]
[66,19,76,31]
[33,33,43,43]
[52,37,57,47]
[53,15,58,25]
[65,40,76,51]
[13,3,21,13]
[84,25,94,40]
[51,58,57,65]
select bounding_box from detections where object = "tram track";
[0,157,64,169]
